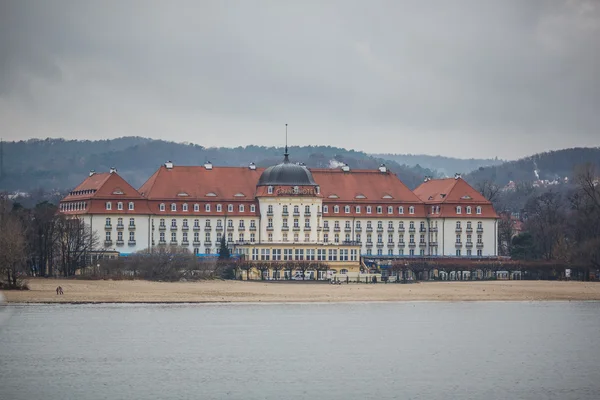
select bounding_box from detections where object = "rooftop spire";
[283,123,289,163]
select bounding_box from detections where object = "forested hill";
[372,153,503,176]
[464,147,600,186]
[0,137,437,192]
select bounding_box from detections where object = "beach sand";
[2,278,600,303]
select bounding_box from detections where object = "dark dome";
[257,155,317,186]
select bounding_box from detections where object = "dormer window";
[128,202,134,211]
[216,204,222,212]
[117,202,123,210]
[456,206,462,214]
[387,206,393,214]
[171,203,177,212]
[106,202,112,210]
[366,206,372,214]
[268,186,274,194]
[344,206,350,213]
[409,206,415,215]
[316,186,320,194]
[398,206,404,214]
[239,204,245,212]
[466,206,472,214]
[376,206,382,214]
[334,205,339,214]
[182,203,188,212]
[250,204,256,212]
[205,204,211,212]
[355,206,361,213]
[323,205,329,213]
[227,204,234,212]
[194,204,199,212]
[159,203,165,212]
[476,206,482,215]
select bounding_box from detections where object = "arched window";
[387,206,393,214]
[159,203,165,212]
[456,206,462,214]
[171,203,177,211]
[182,203,188,212]
[239,204,244,212]
[128,202,134,210]
[409,206,414,214]
[466,206,471,214]
[194,204,199,212]
[227,204,233,212]
[205,204,210,212]
[334,205,339,213]
[476,206,482,215]
[216,204,222,212]
[398,206,404,214]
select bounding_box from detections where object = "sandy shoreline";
[2,278,600,303]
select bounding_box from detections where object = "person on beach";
[56,286,59,295]
[57,286,64,295]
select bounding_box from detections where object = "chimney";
[109,167,117,174]
[341,164,350,172]
[204,161,213,170]
[164,161,173,169]
[89,170,96,177]
[378,164,387,173]
[454,173,462,180]
[249,162,256,170]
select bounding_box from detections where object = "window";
[476,206,482,215]
[334,205,339,213]
[409,234,414,243]
[239,204,244,212]
[105,217,111,227]
[388,206,393,214]
[239,220,245,228]
[106,202,112,210]
[250,220,256,228]
[456,249,461,256]
[305,233,310,242]
[128,202,134,211]
[477,234,483,244]
[356,221,361,229]
[171,219,177,227]
[456,221,461,229]
[160,218,165,227]
[367,233,372,243]
[160,232,165,242]
[306,249,315,261]
[377,234,383,243]
[205,219,211,227]
[182,203,188,212]
[339,249,348,261]
[456,234,461,243]
[350,249,358,261]
[356,233,361,242]
[409,249,414,256]
[377,249,382,256]
[283,233,288,241]
[409,206,415,215]
[268,218,273,228]
[216,219,222,227]
[478,221,483,229]
[456,206,462,214]
[334,233,339,243]
[268,186,273,194]
[388,249,393,256]
[377,221,383,229]
[106,231,111,241]
[268,205,273,214]
[228,204,233,212]
[388,235,393,244]
[345,233,350,242]
[129,218,135,227]
[171,203,177,212]
[467,249,472,256]
[367,249,372,255]
[283,205,288,214]
[377,206,382,214]
[328,249,337,261]
[467,221,472,229]
[317,249,326,261]
[117,202,123,210]
[194,204,200,212]
[295,249,304,260]
[183,232,189,243]
[250,233,255,242]
[366,206,372,214]
[356,206,361,213]
[227,219,233,228]
[324,221,329,229]
[477,249,482,256]
[293,233,299,241]
[398,206,404,214]
[205,204,211,212]
[158,203,164,211]
[252,249,259,261]
[272,249,282,261]
[466,206,471,214]
[305,218,310,228]
[216,204,222,212]
[171,232,177,243]
[194,232,200,242]
[129,231,135,242]
[323,205,329,213]
[324,234,329,243]
[268,233,273,242]
[305,205,310,214]
[239,233,244,242]
[466,234,472,243]
[261,248,270,260]
[344,205,350,213]
[388,221,393,229]
[250,205,256,212]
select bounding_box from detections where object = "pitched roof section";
[139,166,265,201]
[64,172,143,200]
[413,178,489,204]
[311,169,422,203]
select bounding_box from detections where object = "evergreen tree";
[218,236,230,260]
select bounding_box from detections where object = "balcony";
[477,228,484,233]
[317,226,322,231]
[128,240,136,246]
[429,227,438,232]
[104,240,113,246]
[317,211,322,217]
[267,211,273,216]
[366,241,373,247]
[170,240,178,245]
[267,226,274,231]
[293,211,300,217]
[205,240,212,246]
[429,241,438,246]
[170,225,178,231]
[476,242,484,248]
[342,240,361,246]
[377,227,383,233]
[366,227,373,233]
[159,225,166,231]
[409,228,416,233]
[419,228,426,233]
[408,242,416,248]
[238,226,245,231]
[419,241,426,247]
[128,224,136,230]
[158,240,166,245]
[104,224,112,230]
[398,241,405,247]
[204,226,212,231]
[193,225,200,231]
[282,226,289,231]
[182,225,189,231]
[466,227,473,233]
[387,228,394,233]
[116,224,124,231]
[455,228,462,233]
[282,211,289,217]
[249,226,257,231]
[334,227,341,232]
[398,227,405,233]
[293,226,301,231]
[193,240,201,246]
[455,241,463,247]
[227,226,234,231]
[376,242,384,248]
[116,240,124,246]
[182,241,189,246]
[345,227,352,233]
[466,242,474,248]
[386,242,394,247]
[323,226,330,232]
[215,226,223,232]
[355,227,362,232]
[304,212,311,217]
[303,226,311,231]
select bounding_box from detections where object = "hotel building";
[59,150,499,274]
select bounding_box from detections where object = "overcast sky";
[1,0,599,159]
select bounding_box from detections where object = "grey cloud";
[0,0,599,159]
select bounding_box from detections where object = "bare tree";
[498,215,514,256]
[271,261,284,280]
[0,211,27,289]
[55,216,100,276]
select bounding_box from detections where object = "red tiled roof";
[64,172,143,200]
[413,178,489,204]
[312,169,422,203]
[138,166,265,201]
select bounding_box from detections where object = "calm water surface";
[1,302,599,400]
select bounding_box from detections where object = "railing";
[305,212,311,217]
[377,227,383,233]
[334,227,341,232]
[104,240,113,246]
[429,241,438,246]
[455,228,462,233]
[398,227,405,233]
[205,226,212,231]
[366,241,373,247]
[455,241,463,247]
[158,240,166,245]
[477,228,484,233]
[323,227,330,232]
[282,226,289,231]
[116,240,124,245]
[182,241,189,246]
[303,226,311,231]
[409,242,416,247]
[398,241,405,246]
[128,224,136,230]
[249,226,257,231]
[205,240,212,246]
[105,224,112,230]
[366,227,373,232]
[419,242,426,247]
[429,227,438,232]
[355,227,362,232]
[238,226,245,231]
[193,225,201,231]
[293,212,300,217]
[116,224,124,230]
[282,211,289,216]
[387,228,394,233]
[466,242,474,248]
[409,228,416,233]
[419,228,426,233]
[182,225,189,231]
[476,242,484,248]
[159,225,166,231]
[227,226,234,231]
[267,226,274,231]
[170,240,178,245]
[170,225,178,231]
[215,226,223,232]
[193,240,201,246]
[128,240,136,245]
[267,211,273,216]
[293,226,300,231]
[466,228,473,233]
